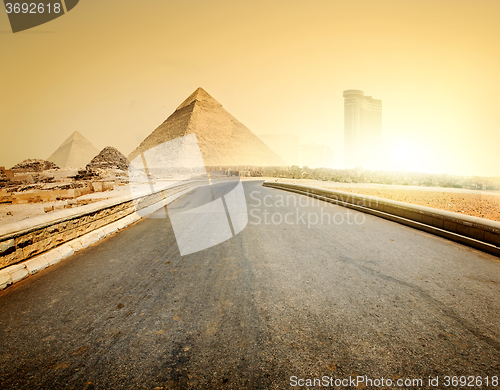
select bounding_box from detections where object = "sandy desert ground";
[277,179,500,222]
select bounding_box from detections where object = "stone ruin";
[11,159,59,173]
[0,167,15,186]
[1,159,58,190]
[0,152,122,210]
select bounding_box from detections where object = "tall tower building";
[343,90,382,169]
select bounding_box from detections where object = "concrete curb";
[263,181,500,258]
[0,185,195,291]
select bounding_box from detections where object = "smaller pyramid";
[47,131,99,169]
[86,147,129,171]
[11,159,59,172]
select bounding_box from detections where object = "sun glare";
[383,141,420,172]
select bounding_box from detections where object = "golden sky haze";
[1,0,499,175]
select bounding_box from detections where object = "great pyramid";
[128,88,286,166]
[47,131,100,169]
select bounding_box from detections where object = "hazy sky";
[1,0,499,175]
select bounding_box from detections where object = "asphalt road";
[1,180,499,389]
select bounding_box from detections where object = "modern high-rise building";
[343,90,382,169]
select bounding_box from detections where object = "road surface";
[1,180,499,389]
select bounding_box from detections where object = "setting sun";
[387,142,418,172]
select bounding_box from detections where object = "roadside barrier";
[0,180,201,290]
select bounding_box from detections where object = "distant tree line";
[232,166,500,191]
